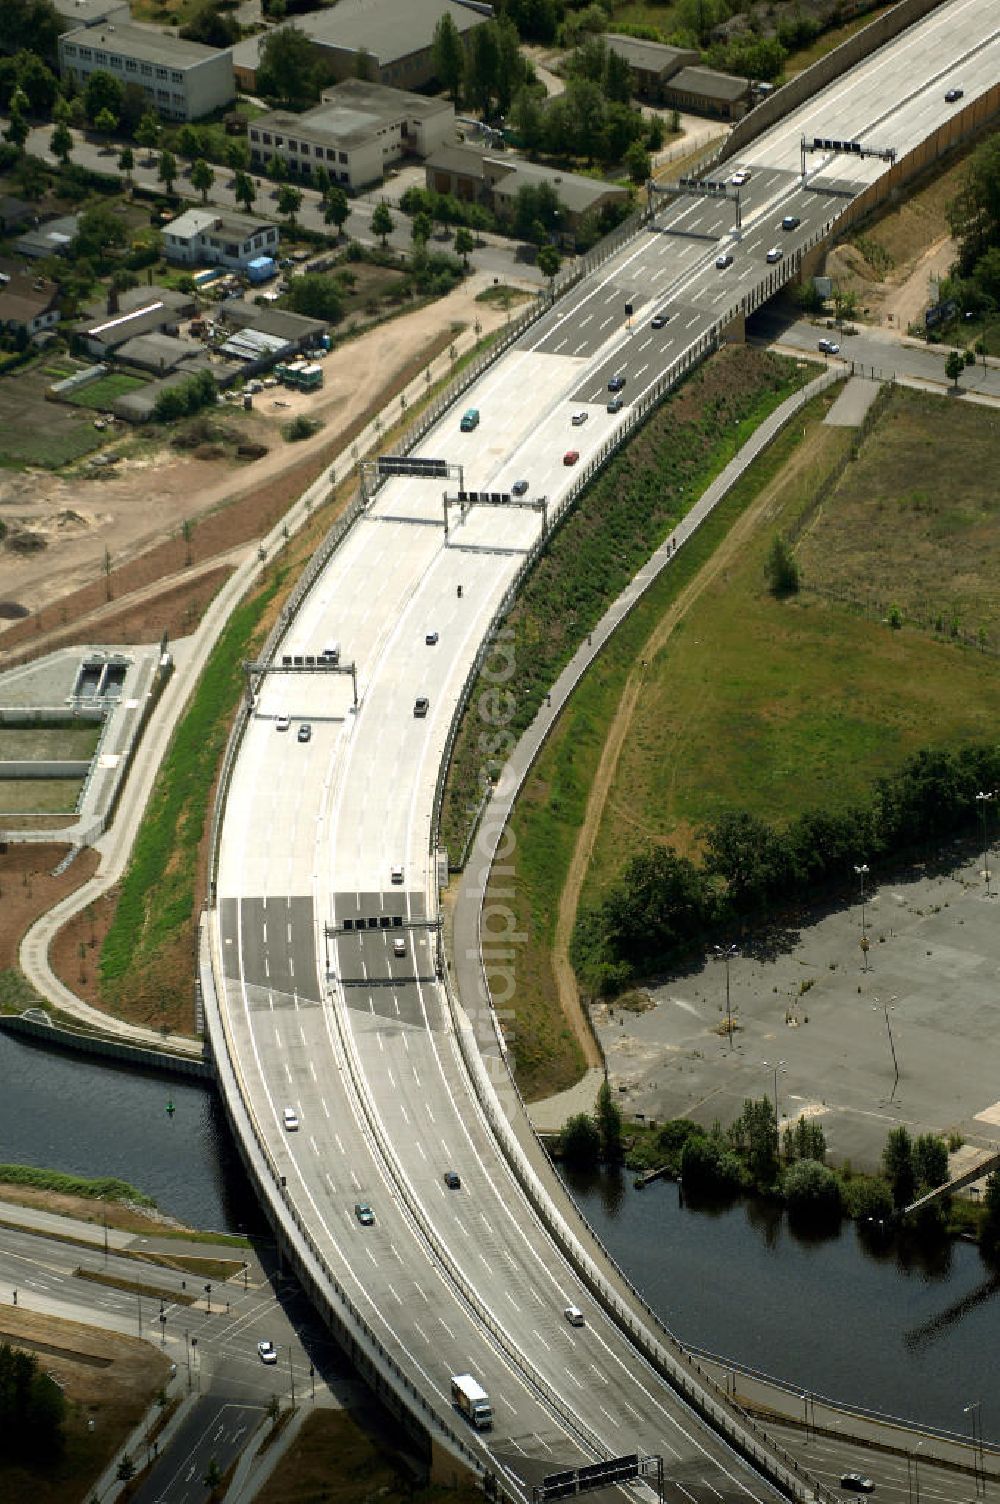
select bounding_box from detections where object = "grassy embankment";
[500,383,1000,1099]
[441,346,815,1097]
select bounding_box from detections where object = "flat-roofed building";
[250,80,455,190]
[425,146,629,232]
[604,35,699,102]
[232,0,488,94]
[51,0,128,26]
[58,21,234,121]
[162,208,279,270]
[661,65,751,120]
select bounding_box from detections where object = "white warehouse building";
[58,22,234,121]
[163,208,279,270]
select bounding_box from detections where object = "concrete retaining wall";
[0,1010,213,1079]
[0,760,90,779]
[714,0,952,167]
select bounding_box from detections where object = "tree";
[846,1175,894,1225]
[766,534,800,596]
[74,201,127,261]
[454,225,474,268]
[50,120,73,165]
[135,112,161,155]
[0,1342,66,1461]
[511,84,545,153]
[312,164,330,197]
[494,15,525,117]
[882,1125,916,1210]
[83,69,123,126]
[783,1159,842,1226]
[283,272,342,322]
[679,1134,741,1198]
[94,106,117,138]
[371,201,394,248]
[624,138,650,185]
[119,83,148,138]
[233,169,256,212]
[729,1097,779,1189]
[225,138,250,174]
[559,1112,601,1169]
[945,349,965,388]
[117,143,134,185]
[4,108,29,153]
[411,210,432,247]
[158,149,178,195]
[277,182,302,227]
[947,134,1000,276]
[181,0,239,48]
[177,123,203,161]
[0,0,65,67]
[190,157,215,204]
[596,1080,623,1163]
[257,24,322,108]
[323,185,349,238]
[468,21,500,119]
[433,12,464,106]
[116,1455,137,1485]
[781,1115,826,1164]
[537,242,561,292]
[12,52,58,116]
[913,1134,949,1189]
[703,809,790,913]
[604,47,633,105]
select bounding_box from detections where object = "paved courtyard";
[593,847,1000,1174]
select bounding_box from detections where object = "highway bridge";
[203,2,1000,1497]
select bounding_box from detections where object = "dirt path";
[550,441,811,1034]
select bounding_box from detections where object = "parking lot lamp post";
[713,944,738,1049]
[873,996,899,1098]
[963,1402,984,1497]
[976,791,996,897]
[763,1059,786,1122]
[854,863,870,970]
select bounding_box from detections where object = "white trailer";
[450,1372,492,1430]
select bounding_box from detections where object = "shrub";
[560,1112,601,1168]
[783,1158,842,1226]
[680,1135,742,1198]
[844,1175,894,1224]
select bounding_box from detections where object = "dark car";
[781,215,801,231]
[840,1475,874,1493]
[651,311,671,329]
[607,373,626,393]
[444,1171,461,1189]
[945,87,964,102]
[607,396,624,413]
[511,479,529,497]
[297,723,312,743]
[414,697,429,718]
[563,449,580,466]
[715,252,734,270]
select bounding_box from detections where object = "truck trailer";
[450,1373,492,1430]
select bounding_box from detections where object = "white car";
[818,338,841,354]
[765,246,783,264]
[282,1107,299,1131]
[257,1340,278,1365]
[393,936,406,957]
[571,411,589,426]
[564,1305,585,1326]
[730,169,751,186]
[275,713,291,731]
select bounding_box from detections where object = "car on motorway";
[650,311,671,328]
[275,713,290,731]
[564,1305,585,1326]
[391,865,403,884]
[818,338,841,354]
[355,1201,375,1226]
[607,396,624,413]
[444,1170,461,1189]
[563,449,580,466]
[730,169,751,185]
[425,631,438,645]
[715,252,734,270]
[459,407,479,431]
[945,87,964,102]
[297,722,312,742]
[414,696,429,717]
[511,479,529,497]
[840,1476,874,1494]
[571,410,589,426]
[283,1107,299,1131]
[393,936,406,957]
[765,246,783,263]
[781,215,801,231]
[607,373,626,393]
[257,1340,278,1364]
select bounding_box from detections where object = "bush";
[783,1158,842,1226]
[844,1175,894,1224]
[154,368,216,422]
[679,1135,742,1198]
[560,1112,601,1168]
[283,415,321,442]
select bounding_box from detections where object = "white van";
[393,937,406,957]
[563,1304,585,1326]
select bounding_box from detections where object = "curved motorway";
[208,3,999,1497]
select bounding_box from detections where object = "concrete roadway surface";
[0,1202,351,1503]
[212,2,999,1497]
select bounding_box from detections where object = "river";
[2,1032,996,1441]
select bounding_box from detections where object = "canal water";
[2,1031,996,1440]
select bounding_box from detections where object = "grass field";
[0,779,83,813]
[0,366,104,468]
[0,726,102,759]
[253,1407,482,1504]
[65,373,148,410]
[500,384,1000,1098]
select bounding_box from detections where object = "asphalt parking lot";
[595,847,1000,1172]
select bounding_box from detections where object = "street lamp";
[976,790,996,897]
[762,1059,787,1122]
[963,1401,984,1498]
[713,943,738,1049]
[873,996,899,1099]
[854,863,870,970]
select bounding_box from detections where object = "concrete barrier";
[0,1010,213,1079]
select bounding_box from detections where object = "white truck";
[450,1373,492,1430]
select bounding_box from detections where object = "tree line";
[571,742,1000,994]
